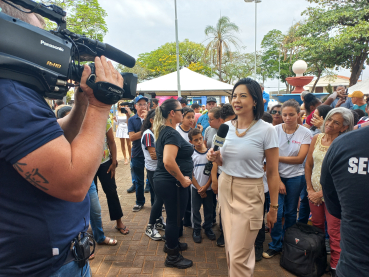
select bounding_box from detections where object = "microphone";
[102,44,136,68]
[203,124,229,176]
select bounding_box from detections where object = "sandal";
[98,237,118,246]
[115,225,130,235]
[89,253,95,260]
[124,158,129,165]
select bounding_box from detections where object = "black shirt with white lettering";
[321,127,369,276]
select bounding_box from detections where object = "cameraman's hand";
[80,56,123,108]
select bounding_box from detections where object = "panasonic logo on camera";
[108,87,120,94]
[40,40,64,52]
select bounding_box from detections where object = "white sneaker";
[154,216,166,230]
[145,225,162,241]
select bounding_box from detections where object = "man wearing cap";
[128,95,148,212]
[197,97,217,136]
[178,97,188,108]
[349,90,367,115]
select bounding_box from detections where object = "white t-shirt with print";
[219,120,278,179]
[141,129,158,171]
[191,149,211,190]
[275,124,312,178]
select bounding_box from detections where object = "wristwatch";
[270,204,279,210]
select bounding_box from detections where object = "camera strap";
[86,75,124,105]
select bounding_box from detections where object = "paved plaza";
[89,137,330,277]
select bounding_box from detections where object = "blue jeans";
[131,157,145,206]
[298,176,310,224]
[88,181,105,243]
[269,175,305,252]
[50,261,90,277]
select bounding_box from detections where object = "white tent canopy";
[137,67,233,96]
[348,77,369,95]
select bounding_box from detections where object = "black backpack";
[280,222,327,277]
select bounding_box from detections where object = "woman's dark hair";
[303,93,320,115]
[232,78,264,120]
[57,105,72,119]
[270,104,282,112]
[310,105,333,131]
[220,103,235,120]
[153,98,180,139]
[282,99,300,113]
[261,112,273,124]
[354,108,365,119]
[141,109,156,134]
[208,107,222,119]
[183,106,194,116]
[351,110,360,126]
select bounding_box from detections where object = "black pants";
[183,187,192,226]
[154,178,188,249]
[255,192,269,248]
[94,159,123,221]
[147,169,163,225]
[191,187,213,231]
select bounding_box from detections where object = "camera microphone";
[203,123,229,176]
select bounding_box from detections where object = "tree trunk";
[218,41,223,82]
[350,48,368,86]
[311,70,322,93]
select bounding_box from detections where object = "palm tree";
[204,16,241,82]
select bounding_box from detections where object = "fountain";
[286,60,314,94]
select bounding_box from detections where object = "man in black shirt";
[321,127,369,277]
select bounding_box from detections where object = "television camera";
[0,0,137,104]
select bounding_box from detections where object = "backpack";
[280,222,327,277]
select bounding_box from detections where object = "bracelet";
[270,204,279,210]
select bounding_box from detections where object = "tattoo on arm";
[13,162,49,191]
[169,170,177,178]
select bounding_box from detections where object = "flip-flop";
[98,237,118,246]
[115,226,130,235]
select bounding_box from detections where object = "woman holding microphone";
[152,98,194,269]
[207,78,279,277]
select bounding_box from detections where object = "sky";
[99,0,368,93]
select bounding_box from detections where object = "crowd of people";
[1,3,369,277]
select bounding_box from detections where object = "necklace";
[235,120,256,137]
[283,124,299,144]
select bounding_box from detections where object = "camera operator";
[0,3,123,277]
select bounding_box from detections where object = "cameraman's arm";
[57,87,88,143]
[13,56,123,202]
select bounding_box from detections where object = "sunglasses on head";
[271,110,281,115]
[174,108,184,114]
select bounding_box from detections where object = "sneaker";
[216,233,225,247]
[325,238,331,254]
[255,246,263,262]
[193,230,202,243]
[132,204,143,212]
[163,241,188,253]
[330,268,336,277]
[127,184,135,193]
[262,248,280,259]
[144,184,150,193]
[155,216,166,230]
[145,225,162,241]
[205,229,216,241]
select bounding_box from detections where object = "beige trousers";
[219,172,265,277]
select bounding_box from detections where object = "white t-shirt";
[141,129,158,171]
[219,120,278,178]
[263,172,269,193]
[191,149,211,190]
[275,124,312,178]
[176,125,191,143]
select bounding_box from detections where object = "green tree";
[132,39,211,80]
[302,0,369,86]
[42,0,108,41]
[204,16,241,82]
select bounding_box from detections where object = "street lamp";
[174,0,181,97]
[244,0,261,79]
